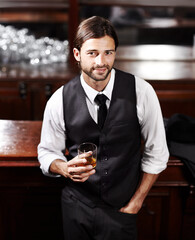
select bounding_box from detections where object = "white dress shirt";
[38,69,169,177]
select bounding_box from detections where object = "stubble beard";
[80,63,113,82]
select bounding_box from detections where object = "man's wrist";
[49,159,67,176]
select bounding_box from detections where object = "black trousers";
[61,189,137,240]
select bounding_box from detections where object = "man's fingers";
[71,169,95,178]
[78,151,93,158]
[67,152,92,167]
[72,176,89,182]
[68,164,93,174]
[67,158,86,167]
[69,169,96,182]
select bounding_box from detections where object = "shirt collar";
[80,69,115,104]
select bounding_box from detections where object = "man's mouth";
[94,67,106,73]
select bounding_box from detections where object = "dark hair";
[74,16,119,51]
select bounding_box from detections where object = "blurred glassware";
[0,24,69,65]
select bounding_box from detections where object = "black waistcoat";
[63,69,141,208]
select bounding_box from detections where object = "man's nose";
[95,54,104,66]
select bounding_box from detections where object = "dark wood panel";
[156,90,195,118]
[0,0,69,9]
[79,0,195,7]
[0,185,64,240]
[0,84,32,120]
[0,11,69,22]
[138,193,168,240]
[0,65,76,120]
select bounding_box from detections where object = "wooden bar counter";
[0,120,194,240]
[0,120,41,165]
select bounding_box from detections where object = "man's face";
[73,35,116,84]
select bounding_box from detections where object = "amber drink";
[78,142,97,168]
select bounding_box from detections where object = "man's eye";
[105,51,113,55]
[88,52,96,56]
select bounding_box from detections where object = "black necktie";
[95,94,108,129]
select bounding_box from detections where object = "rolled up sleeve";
[136,77,169,174]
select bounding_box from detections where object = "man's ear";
[73,48,80,62]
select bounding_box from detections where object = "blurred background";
[0,1,194,240]
[0,0,195,120]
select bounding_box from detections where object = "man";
[38,16,169,240]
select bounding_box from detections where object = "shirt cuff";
[39,154,67,177]
[141,162,167,174]
[141,154,169,174]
